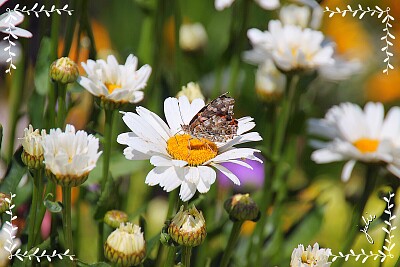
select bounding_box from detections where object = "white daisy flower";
[290,243,332,267]
[246,20,334,72]
[117,96,262,201]
[77,54,151,109]
[20,125,46,169]
[215,0,279,11]
[42,124,102,187]
[309,102,400,181]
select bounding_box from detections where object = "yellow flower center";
[301,252,317,265]
[353,138,379,153]
[167,134,218,166]
[105,83,121,94]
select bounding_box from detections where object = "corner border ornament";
[2,2,73,74]
[4,193,75,263]
[331,192,396,263]
[324,5,395,74]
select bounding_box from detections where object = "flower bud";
[176,82,205,102]
[0,193,10,214]
[168,205,206,247]
[104,223,146,267]
[104,210,129,229]
[50,57,79,84]
[224,193,260,222]
[21,125,46,170]
[179,22,208,52]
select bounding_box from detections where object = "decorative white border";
[4,193,75,263]
[324,5,395,74]
[2,3,73,74]
[331,192,396,263]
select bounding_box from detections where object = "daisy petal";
[180,180,197,201]
[212,163,240,185]
[341,160,356,182]
[164,97,184,134]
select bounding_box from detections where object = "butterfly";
[181,93,238,142]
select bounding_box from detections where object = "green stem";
[5,53,25,164]
[57,83,67,128]
[220,221,243,267]
[33,169,45,246]
[62,0,78,57]
[174,0,182,90]
[163,190,180,267]
[182,246,192,267]
[98,221,104,261]
[334,165,378,267]
[27,170,39,250]
[247,75,299,266]
[394,255,400,267]
[62,186,74,262]
[101,109,114,191]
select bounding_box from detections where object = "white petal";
[164,97,184,134]
[219,132,262,152]
[387,164,400,179]
[198,166,217,185]
[381,107,400,140]
[210,148,260,164]
[341,160,356,182]
[178,96,193,124]
[150,155,187,167]
[311,148,345,163]
[122,147,151,160]
[179,180,197,201]
[159,167,183,192]
[184,167,200,184]
[145,166,169,186]
[364,102,384,138]
[212,163,240,185]
[136,106,171,141]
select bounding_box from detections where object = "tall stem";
[334,165,378,266]
[101,109,114,191]
[162,190,180,267]
[62,0,78,57]
[247,75,299,266]
[33,169,45,246]
[174,0,182,89]
[62,186,74,263]
[182,246,192,267]
[57,83,67,128]
[220,221,243,267]
[27,169,40,250]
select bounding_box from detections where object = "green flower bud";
[168,205,206,247]
[50,57,79,84]
[104,210,129,228]
[0,193,11,214]
[104,223,146,267]
[224,194,260,222]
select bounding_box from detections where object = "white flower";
[255,60,286,102]
[279,4,311,28]
[179,23,208,52]
[0,8,32,38]
[290,243,332,267]
[0,223,21,267]
[215,0,279,11]
[21,125,46,158]
[78,54,151,106]
[42,124,102,186]
[117,96,262,201]
[247,20,334,72]
[309,102,400,181]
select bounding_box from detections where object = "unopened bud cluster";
[224,193,260,222]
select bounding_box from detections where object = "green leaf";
[146,233,161,258]
[77,261,111,267]
[43,193,63,213]
[34,37,52,95]
[0,147,25,194]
